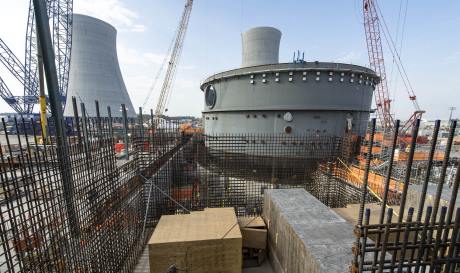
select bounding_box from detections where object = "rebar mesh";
[351,119,460,273]
[1,101,458,272]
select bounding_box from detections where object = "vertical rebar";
[72,97,83,146]
[397,207,414,273]
[390,119,420,273]
[107,106,114,141]
[359,208,371,272]
[446,208,460,273]
[95,100,103,135]
[139,107,144,139]
[371,120,400,273]
[398,119,420,221]
[429,206,447,273]
[432,120,457,223]
[380,119,400,223]
[353,118,376,270]
[33,0,79,236]
[416,120,440,219]
[122,104,129,160]
[378,208,394,273]
[440,160,460,264]
[81,102,91,158]
[359,118,377,224]
[414,206,433,273]
[445,160,460,232]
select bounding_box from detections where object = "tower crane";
[0,0,72,115]
[152,0,193,122]
[363,0,424,135]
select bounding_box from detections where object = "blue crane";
[0,0,73,114]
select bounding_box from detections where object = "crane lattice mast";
[363,0,424,134]
[0,0,72,114]
[363,0,394,130]
[154,0,193,120]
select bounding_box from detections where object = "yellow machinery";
[37,34,48,144]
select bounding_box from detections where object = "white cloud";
[131,24,146,33]
[143,53,168,65]
[443,51,460,64]
[178,64,196,70]
[74,0,146,32]
[117,44,168,67]
[335,51,364,64]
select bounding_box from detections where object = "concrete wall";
[63,14,136,117]
[263,189,355,273]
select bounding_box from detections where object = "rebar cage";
[351,119,460,273]
[0,99,459,272]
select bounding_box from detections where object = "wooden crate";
[148,208,242,273]
[238,217,267,250]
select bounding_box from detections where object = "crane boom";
[363,0,424,134]
[363,0,394,130]
[154,0,193,119]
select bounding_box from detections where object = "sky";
[0,0,459,119]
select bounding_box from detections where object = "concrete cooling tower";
[241,27,281,67]
[63,14,136,117]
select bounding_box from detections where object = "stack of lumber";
[148,208,242,273]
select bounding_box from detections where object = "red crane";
[363,0,424,135]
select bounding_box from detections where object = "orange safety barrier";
[347,165,403,198]
[114,143,125,153]
[394,151,444,162]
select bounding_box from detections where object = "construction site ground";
[133,247,274,273]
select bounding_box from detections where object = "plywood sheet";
[240,228,267,249]
[238,216,266,229]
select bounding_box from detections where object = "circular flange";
[205,85,217,109]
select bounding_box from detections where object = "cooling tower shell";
[242,27,281,67]
[63,14,136,117]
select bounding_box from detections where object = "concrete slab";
[243,261,274,273]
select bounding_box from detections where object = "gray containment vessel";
[202,26,378,139]
[63,14,136,117]
[200,27,378,165]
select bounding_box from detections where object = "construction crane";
[363,0,424,135]
[0,0,72,114]
[152,0,193,122]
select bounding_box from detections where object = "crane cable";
[388,0,404,104]
[374,1,420,111]
[389,0,409,109]
[142,29,176,110]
